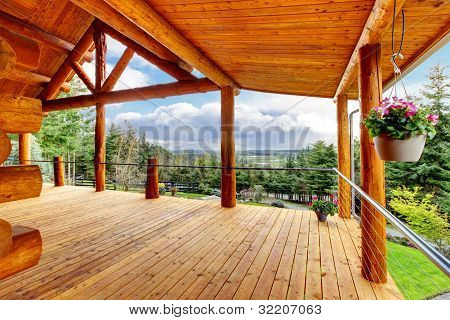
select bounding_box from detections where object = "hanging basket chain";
[389,0,408,99]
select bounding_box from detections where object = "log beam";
[98,21,196,81]
[39,25,94,100]
[0,38,15,78]
[101,47,134,92]
[6,68,70,93]
[0,130,11,164]
[42,78,219,112]
[0,94,42,134]
[336,94,351,219]
[0,219,12,258]
[0,165,42,203]
[104,0,238,88]
[0,27,40,71]
[359,43,387,284]
[70,0,182,64]
[19,133,31,165]
[0,11,93,62]
[334,0,406,99]
[70,61,95,93]
[220,87,236,208]
[94,21,106,192]
[0,225,42,280]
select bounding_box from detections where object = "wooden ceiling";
[0,0,448,100]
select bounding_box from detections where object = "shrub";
[158,183,166,195]
[251,185,266,203]
[271,200,285,208]
[389,187,449,252]
[198,183,213,195]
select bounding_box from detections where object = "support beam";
[104,0,238,88]
[70,0,182,64]
[145,158,159,199]
[0,11,93,62]
[101,47,134,92]
[98,21,196,81]
[39,25,94,100]
[94,22,107,192]
[53,156,65,187]
[0,94,42,134]
[0,38,15,78]
[221,87,236,208]
[6,68,70,93]
[70,61,95,93]
[0,27,40,71]
[359,43,387,284]
[336,94,351,219]
[334,0,406,99]
[0,165,42,203]
[42,78,219,112]
[18,133,31,165]
[0,130,11,164]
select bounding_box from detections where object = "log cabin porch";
[0,184,402,300]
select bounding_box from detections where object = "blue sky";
[83,38,449,151]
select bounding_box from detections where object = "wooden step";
[0,225,42,280]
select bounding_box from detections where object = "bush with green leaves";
[363,96,438,139]
[389,187,449,253]
[158,183,166,195]
[271,200,285,208]
[251,185,266,203]
[198,183,213,195]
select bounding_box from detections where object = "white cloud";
[110,94,346,151]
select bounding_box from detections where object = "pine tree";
[386,64,450,214]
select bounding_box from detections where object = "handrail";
[334,167,450,277]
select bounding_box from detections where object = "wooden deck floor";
[0,185,402,300]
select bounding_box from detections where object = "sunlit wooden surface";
[0,185,402,300]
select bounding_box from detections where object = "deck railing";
[11,157,450,298]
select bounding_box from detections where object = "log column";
[336,94,351,218]
[94,22,106,192]
[53,156,65,187]
[359,43,387,283]
[146,158,159,199]
[221,87,236,208]
[18,133,31,165]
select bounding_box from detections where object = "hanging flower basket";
[363,97,438,162]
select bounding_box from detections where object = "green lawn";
[175,192,208,200]
[387,241,450,299]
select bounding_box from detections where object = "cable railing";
[6,157,449,298]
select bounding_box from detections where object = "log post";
[359,43,387,283]
[18,133,31,165]
[221,87,236,208]
[145,158,159,199]
[53,156,64,187]
[336,94,351,219]
[0,130,12,164]
[94,22,106,192]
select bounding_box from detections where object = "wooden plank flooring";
[0,185,402,300]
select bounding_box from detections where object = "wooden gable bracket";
[73,0,238,89]
[334,0,407,100]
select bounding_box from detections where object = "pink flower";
[332,198,338,205]
[426,114,439,125]
[308,202,312,207]
[405,104,418,117]
[312,195,318,201]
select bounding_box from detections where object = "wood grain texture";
[0,38,15,79]
[358,43,387,284]
[0,10,93,62]
[0,94,42,134]
[0,185,402,300]
[0,165,42,203]
[0,129,11,164]
[336,94,351,219]
[6,68,70,93]
[220,87,236,208]
[70,61,95,93]
[18,133,31,165]
[42,78,219,112]
[0,28,40,71]
[0,225,42,280]
[105,0,238,88]
[53,156,65,187]
[145,158,159,199]
[101,47,134,92]
[0,218,12,258]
